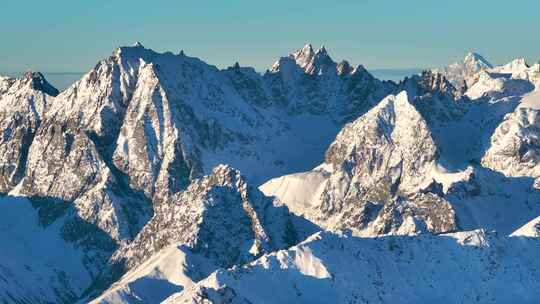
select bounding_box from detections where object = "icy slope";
[166,230,540,304]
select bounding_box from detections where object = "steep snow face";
[433,52,493,90]
[0,196,91,304]
[263,91,457,236]
[166,230,540,304]
[442,165,540,235]
[520,89,540,110]
[482,107,540,186]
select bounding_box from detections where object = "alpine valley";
[1,43,540,304]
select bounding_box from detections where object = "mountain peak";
[133,41,144,48]
[21,71,59,96]
[290,43,335,75]
[464,52,493,69]
[300,43,314,54]
[317,45,328,56]
[432,51,493,90]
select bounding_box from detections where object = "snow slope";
[89,244,216,304]
[520,89,540,110]
[166,230,540,304]
[0,196,91,303]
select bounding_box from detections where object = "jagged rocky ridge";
[1,46,540,303]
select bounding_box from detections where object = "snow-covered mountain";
[262,54,540,240]
[262,91,457,236]
[1,45,540,303]
[0,43,392,303]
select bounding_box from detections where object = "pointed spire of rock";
[317,45,328,56]
[301,43,314,55]
[290,43,336,75]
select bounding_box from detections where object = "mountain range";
[0,43,539,303]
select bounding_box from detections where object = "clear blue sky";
[2,0,539,73]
